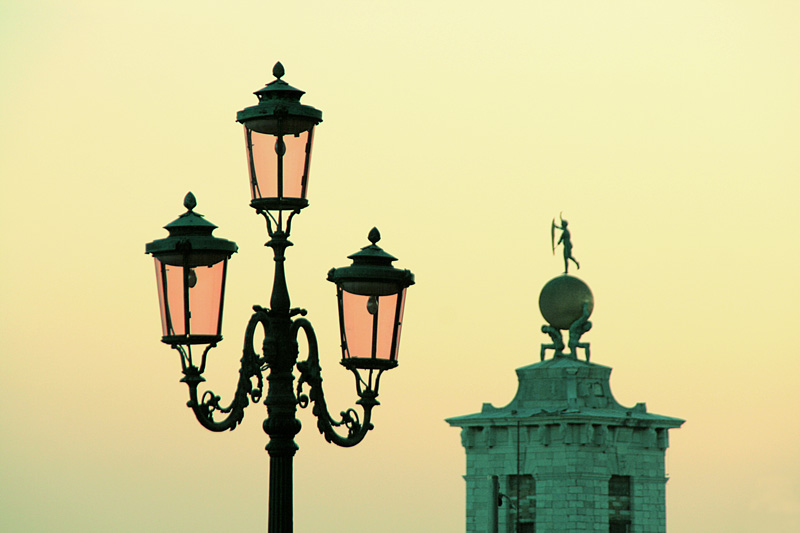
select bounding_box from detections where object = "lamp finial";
[368,227,381,245]
[184,192,197,212]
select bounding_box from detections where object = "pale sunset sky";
[1,2,798,532]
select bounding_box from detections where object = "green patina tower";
[447,220,683,533]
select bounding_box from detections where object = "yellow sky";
[1,1,798,531]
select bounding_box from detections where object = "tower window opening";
[609,475,631,533]
[508,474,535,532]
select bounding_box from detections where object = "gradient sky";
[1,1,798,532]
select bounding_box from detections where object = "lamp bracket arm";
[284,209,300,236]
[293,318,377,448]
[181,309,269,432]
[260,210,278,237]
[258,209,301,238]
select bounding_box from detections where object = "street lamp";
[145,62,415,533]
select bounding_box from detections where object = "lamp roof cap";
[145,192,238,257]
[328,228,415,289]
[236,61,322,125]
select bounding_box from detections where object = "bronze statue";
[540,325,565,360]
[540,215,592,361]
[551,213,580,274]
[567,302,592,361]
[540,302,592,361]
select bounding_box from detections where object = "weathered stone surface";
[446,357,683,533]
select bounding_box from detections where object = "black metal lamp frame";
[148,64,415,533]
[172,212,395,533]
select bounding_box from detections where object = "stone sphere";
[538,275,594,330]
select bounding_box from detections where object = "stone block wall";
[459,422,670,533]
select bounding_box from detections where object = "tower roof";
[446,357,684,429]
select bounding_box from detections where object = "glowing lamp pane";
[340,288,407,366]
[244,126,314,203]
[154,258,228,343]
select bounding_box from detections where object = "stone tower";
[447,268,683,532]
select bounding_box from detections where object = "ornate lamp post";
[145,63,415,533]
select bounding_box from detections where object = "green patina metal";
[551,212,580,274]
[237,62,323,214]
[145,193,238,347]
[328,228,415,372]
[236,62,323,132]
[145,64,415,533]
[538,275,594,331]
[145,192,238,267]
[328,227,415,296]
[541,216,593,361]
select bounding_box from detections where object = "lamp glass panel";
[244,126,313,201]
[188,260,227,337]
[341,289,407,362]
[154,258,227,339]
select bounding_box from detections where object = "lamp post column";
[263,231,301,533]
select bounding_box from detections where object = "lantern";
[328,228,415,370]
[145,193,238,346]
[236,62,323,213]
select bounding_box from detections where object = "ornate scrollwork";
[173,302,383,446]
[293,318,378,447]
[177,307,270,432]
